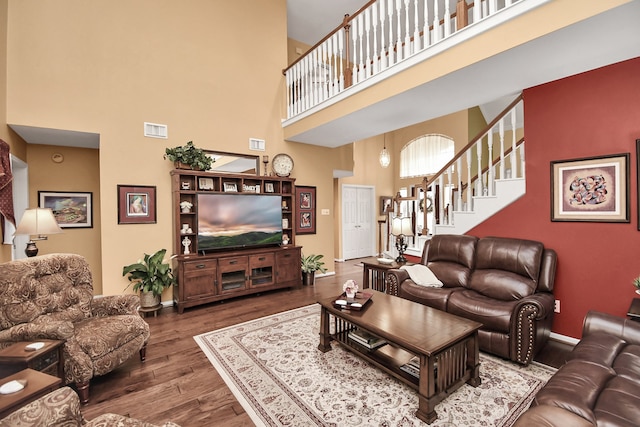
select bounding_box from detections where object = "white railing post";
[372,6,379,74]
[499,119,505,179]
[357,14,364,82]
[379,0,387,71]
[456,158,462,211]
[388,0,395,66]
[511,106,517,176]
[403,0,411,58]
[395,0,403,62]
[432,0,440,43]
[413,0,420,53]
[466,149,472,210]
[438,175,444,225]
[444,0,451,38]
[487,131,493,196]
[364,8,372,78]
[352,17,359,85]
[423,0,430,49]
[476,140,483,196]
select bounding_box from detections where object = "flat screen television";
[197,193,283,252]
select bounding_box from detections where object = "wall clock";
[272,153,294,177]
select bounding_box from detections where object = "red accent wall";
[470,57,640,339]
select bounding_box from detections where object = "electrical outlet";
[554,299,560,313]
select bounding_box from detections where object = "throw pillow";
[400,264,443,287]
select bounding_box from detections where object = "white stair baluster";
[466,149,472,211]
[476,140,483,196]
[438,175,444,225]
[364,8,371,77]
[432,0,439,42]
[395,0,403,62]
[499,119,505,179]
[352,16,359,84]
[338,29,345,91]
[443,0,451,38]
[358,13,364,81]
[511,104,517,177]
[379,0,387,70]
[372,5,378,74]
[403,0,411,58]
[456,158,462,211]
[487,131,493,196]
[423,0,430,49]
[413,0,420,53]
[388,0,395,65]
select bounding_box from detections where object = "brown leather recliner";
[515,310,640,426]
[386,234,557,365]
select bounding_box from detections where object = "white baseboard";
[549,332,579,346]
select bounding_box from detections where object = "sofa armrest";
[582,310,640,345]
[384,269,410,296]
[0,386,84,426]
[517,292,555,320]
[510,293,555,365]
[91,294,141,317]
[0,319,74,343]
[514,405,594,427]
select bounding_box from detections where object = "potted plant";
[301,253,327,286]
[123,249,176,308]
[633,276,640,295]
[164,141,214,171]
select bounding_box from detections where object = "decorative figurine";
[182,236,191,254]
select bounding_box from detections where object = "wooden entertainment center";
[170,169,302,313]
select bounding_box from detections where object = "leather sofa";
[386,234,557,365]
[0,254,150,403]
[515,310,640,426]
[0,386,180,426]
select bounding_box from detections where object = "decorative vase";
[302,271,315,286]
[139,291,161,308]
[181,207,191,213]
[346,290,356,299]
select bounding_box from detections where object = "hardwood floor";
[81,260,572,426]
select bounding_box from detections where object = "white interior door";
[342,185,375,260]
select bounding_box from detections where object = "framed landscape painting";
[38,191,93,228]
[117,185,157,224]
[551,153,629,223]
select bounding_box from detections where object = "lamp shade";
[15,208,63,237]
[379,147,390,168]
[391,217,414,237]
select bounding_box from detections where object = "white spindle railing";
[284,0,523,119]
[425,95,524,227]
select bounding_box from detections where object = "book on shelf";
[400,356,421,378]
[347,329,387,349]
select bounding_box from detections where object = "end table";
[0,340,64,379]
[0,368,61,418]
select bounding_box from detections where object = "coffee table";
[318,289,482,424]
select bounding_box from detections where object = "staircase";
[426,94,526,235]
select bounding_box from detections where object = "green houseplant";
[301,253,327,286]
[123,249,176,308]
[164,141,214,171]
[633,276,640,295]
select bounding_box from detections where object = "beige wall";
[5,0,339,298]
[26,145,102,292]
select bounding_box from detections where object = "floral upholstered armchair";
[0,254,150,403]
[0,386,180,426]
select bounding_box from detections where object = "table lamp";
[14,208,63,257]
[391,217,414,263]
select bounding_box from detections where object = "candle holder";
[263,155,269,176]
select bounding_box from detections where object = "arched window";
[400,134,454,178]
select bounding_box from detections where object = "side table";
[627,298,640,320]
[0,340,64,379]
[360,257,412,292]
[0,368,61,418]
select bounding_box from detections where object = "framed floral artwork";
[550,153,629,222]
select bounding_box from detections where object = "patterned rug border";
[194,304,555,426]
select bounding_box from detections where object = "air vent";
[144,122,168,139]
[249,138,265,151]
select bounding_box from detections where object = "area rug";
[194,305,555,426]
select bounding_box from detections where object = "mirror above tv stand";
[170,168,301,313]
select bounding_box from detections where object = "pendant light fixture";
[379,133,390,168]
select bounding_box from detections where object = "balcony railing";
[284,0,523,120]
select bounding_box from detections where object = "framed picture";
[223,182,238,192]
[551,153,629,222]
[637,140,640,230]
[380,196,393,215]
[117,185,157,224]
[265,182,274,193]
[38,191,93,228]
[198,177,214,190]
[295,185,316,234]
